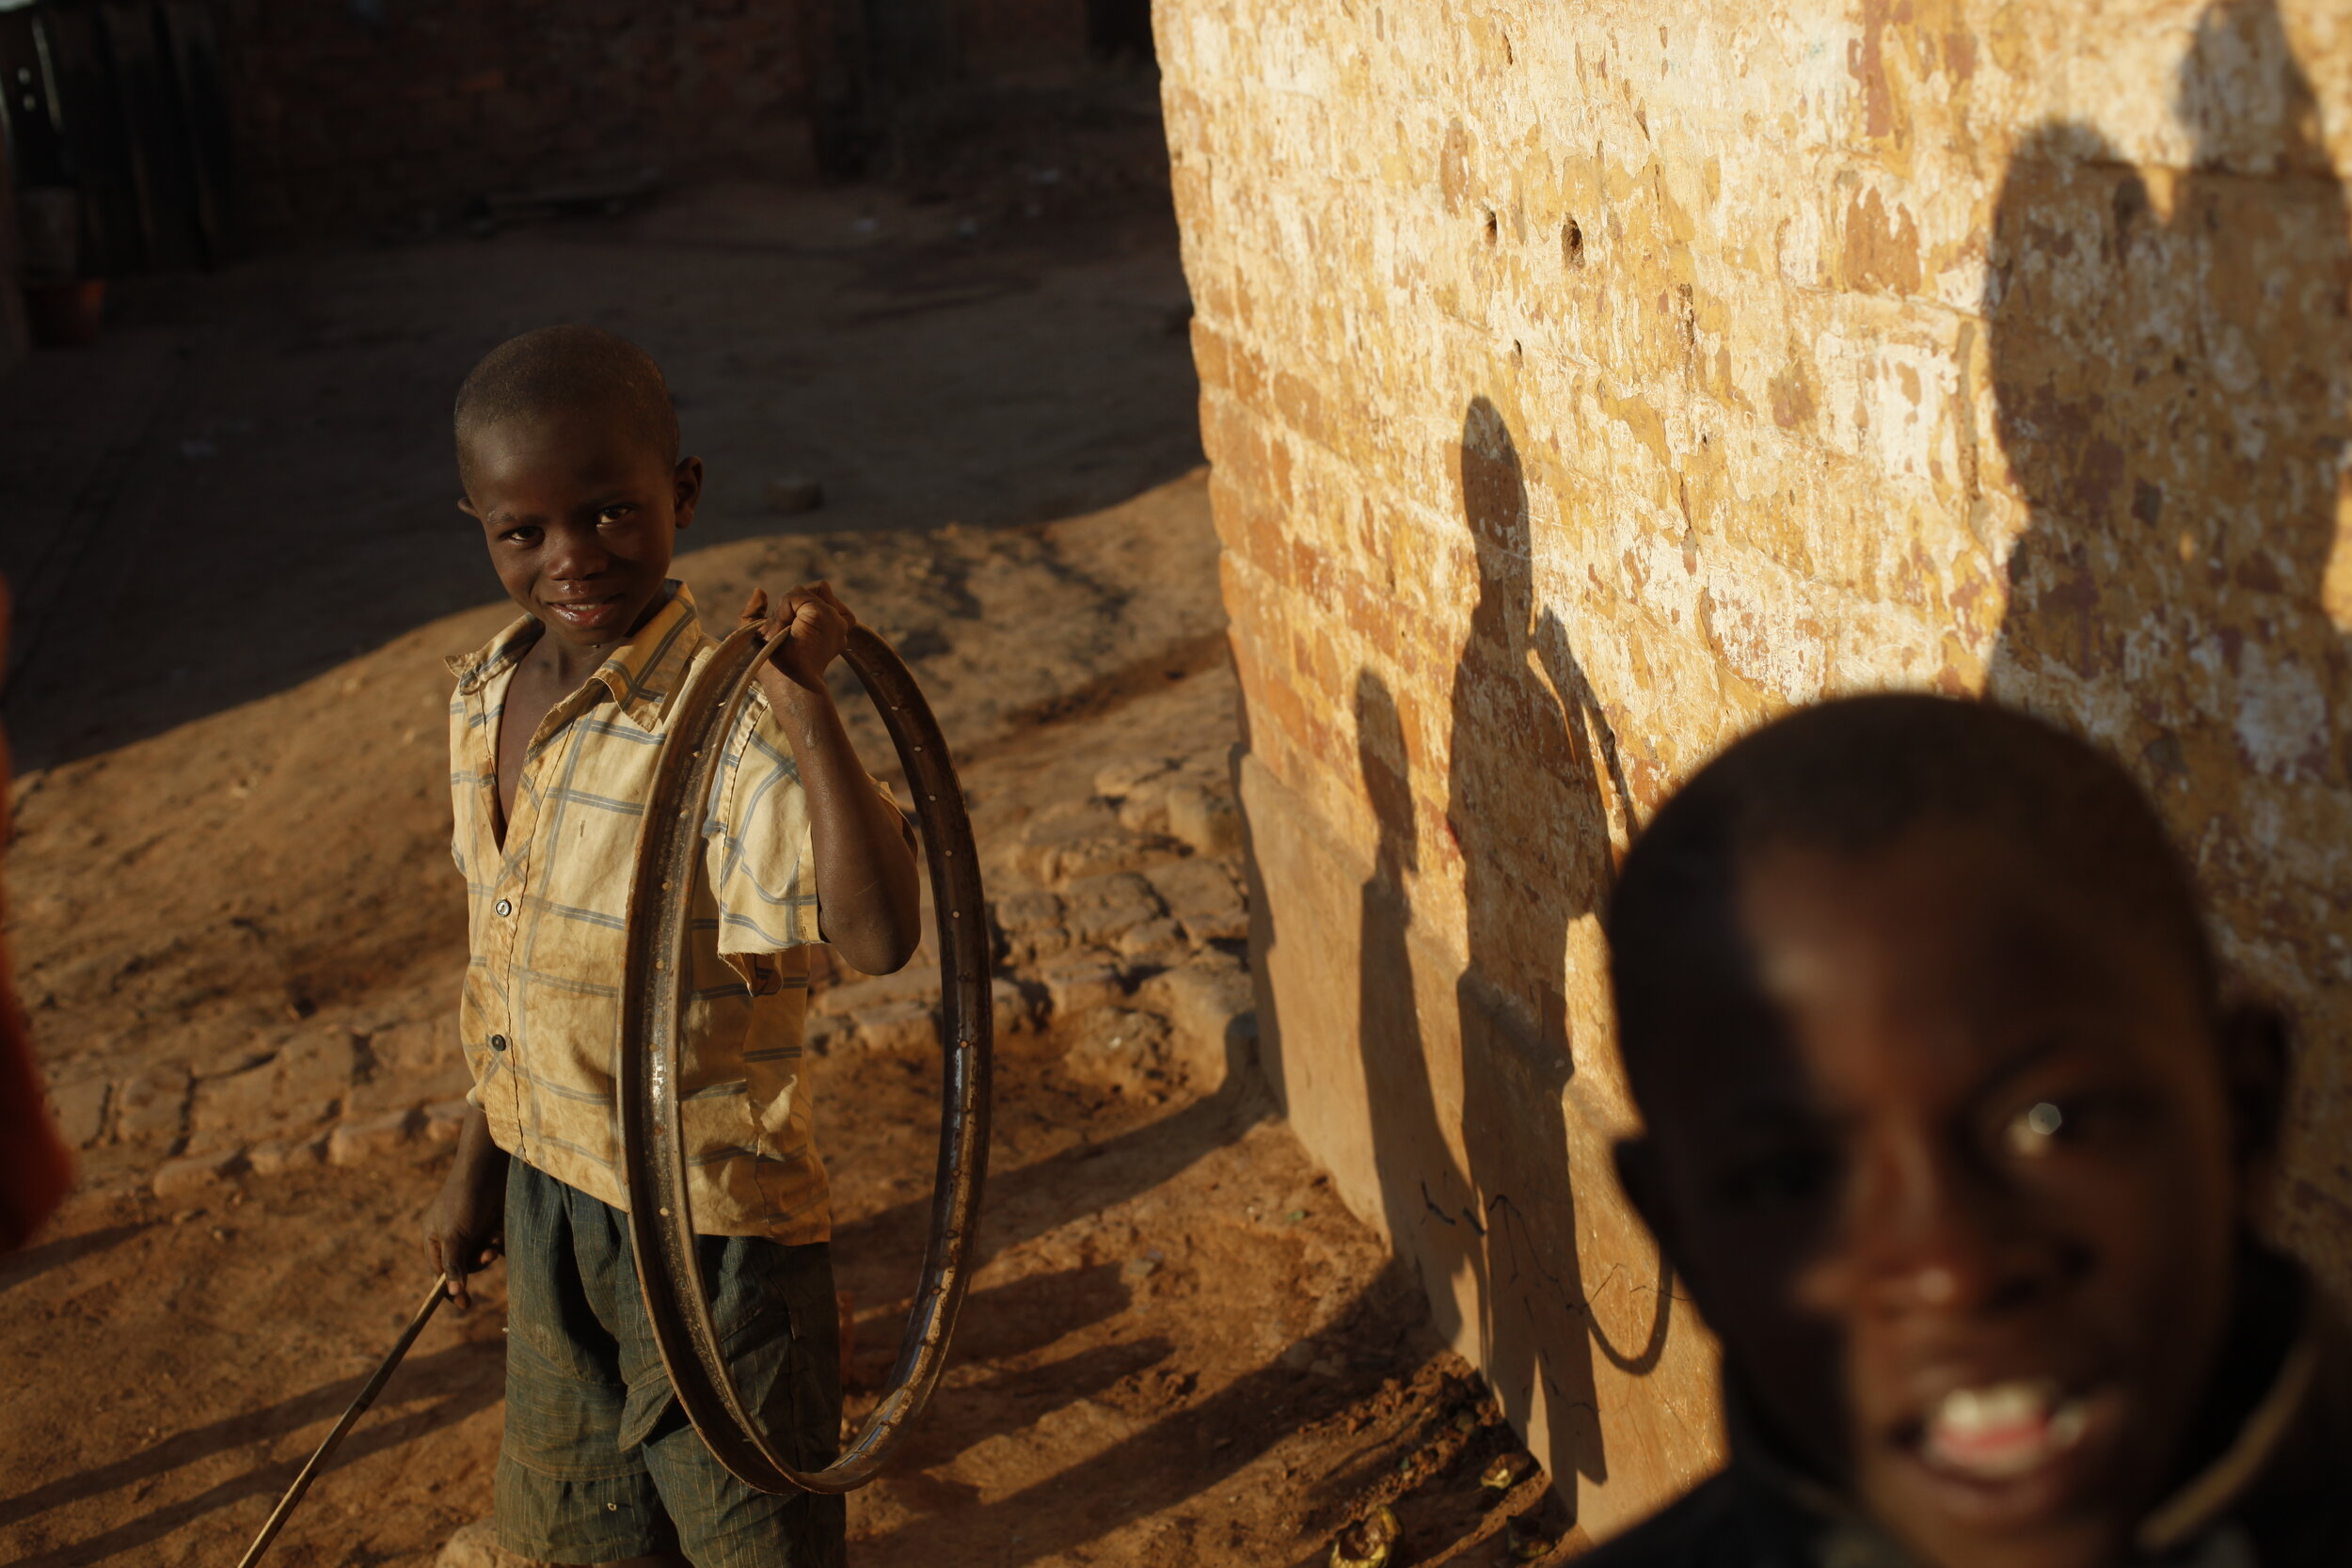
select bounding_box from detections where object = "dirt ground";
[0,170,1584,1567]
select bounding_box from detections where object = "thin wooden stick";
[234,1274,449,1568]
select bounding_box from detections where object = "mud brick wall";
[215,0,1099,240]
[1157,0,2352,1538]
[217,0,832,237]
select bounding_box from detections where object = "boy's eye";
[2004,1101,2068,1158]
[1997,1089,2145,1159]
[599,505,636,524]
[501,525,541,545]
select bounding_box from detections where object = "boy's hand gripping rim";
[616,622,993,1495]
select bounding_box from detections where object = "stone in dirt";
[1017,800,1180,882]
[347,1060,473,1117]
[988,984,1036,1038]
[1062,1008,1172,1085]
[437,1517,548,1568]
[115,1065,191,1143]
[1058,871,1165,945]
[1039,958,1125,1018]
[1093,756,1179,801]
[327,1108,421,1166]
[995,920,1074,970]
[814,966,936,1018]
[152,1148,244,1200]
[189,1029,358,1141]
[825,980,1034,1053]
[1165,780,1243,855]
[1097,757,1186,833]
[1138,953,1258,1086]
[423,1099,472,1143]
[247,1134,326,1176]
[1149,856,1248,946]
[45,1077,108,1148]
[855,997,939,1053]
[371,1016,462,1076]
[1113,915,1188,959]
[988,889,1063,938]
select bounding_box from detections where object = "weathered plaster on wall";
[1159,0,2352,1538]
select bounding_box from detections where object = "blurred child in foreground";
[0,581,72,1251]
[1593,694,2347,1568]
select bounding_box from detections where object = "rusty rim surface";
[618,622,993,1494]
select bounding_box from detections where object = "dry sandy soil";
[1,173,1585,1568]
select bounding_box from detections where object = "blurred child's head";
[455,325,700,648]
[1608,694,2284,1568]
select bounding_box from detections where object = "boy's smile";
[460,404,702,653]
[1620,822,2276,1568]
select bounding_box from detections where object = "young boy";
[420,325,918,1568]
[1595,694,2349,1567]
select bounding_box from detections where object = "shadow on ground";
[0,178,1200,770]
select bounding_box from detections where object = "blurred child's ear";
[2218,1000,2289,1201]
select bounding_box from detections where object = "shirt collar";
[588,582,706,731]
[444,613,541,692]
[443,581,707,732]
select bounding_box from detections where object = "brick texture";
[215,0,1095,241]
[216,0,830,238]
[1159,0,2352,1537]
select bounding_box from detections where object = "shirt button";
[489,1034,508,1052]
[495,898,514,918]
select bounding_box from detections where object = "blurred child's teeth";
[1923,1381,2086,1480]
[1948,1382,2046,1431]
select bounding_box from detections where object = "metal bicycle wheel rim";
[617,621,993,1495]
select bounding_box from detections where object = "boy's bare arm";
[422,1105,508,1307]
[747,583,923,976]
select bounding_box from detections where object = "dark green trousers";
[496,1158,844,1567]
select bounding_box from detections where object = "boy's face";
[1621,825,2271,1568]
[460,404,701,649]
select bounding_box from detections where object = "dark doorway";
[0,1,239,276]
[866,0,961,95]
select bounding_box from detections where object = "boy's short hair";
[1607,694,2214,1111]
[453,325,679,477]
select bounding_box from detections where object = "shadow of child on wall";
[1352,667,1467,1323]
[1986,0,2352,971]
[1366,394,1639,1494]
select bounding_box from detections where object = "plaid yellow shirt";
[446,583,854,1243]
